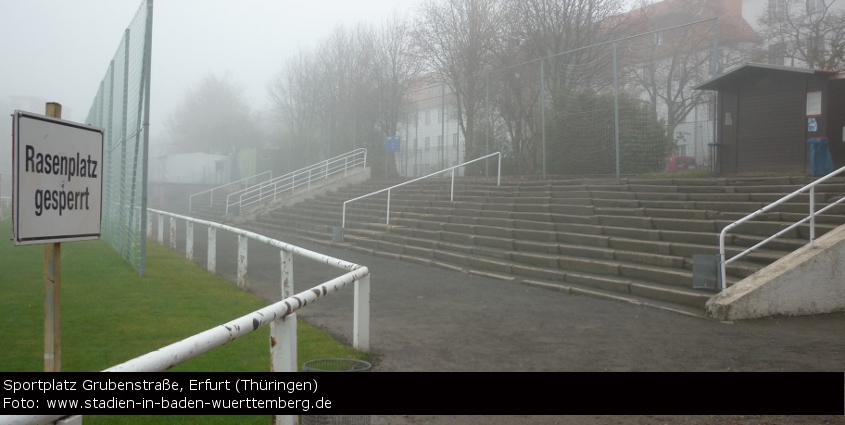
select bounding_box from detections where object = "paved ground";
[159,219,845,424]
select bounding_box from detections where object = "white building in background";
[625,0,845,167]
[149,152,231,184]
[741,0,845,67]
[397,83,465,178]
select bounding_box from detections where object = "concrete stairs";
[238,176,845,317]
[190,196,230,222]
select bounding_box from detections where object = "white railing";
[227,148,367,215]
[719,166,845,294]
[148,208,370,351]
[342,152,501,229]
[188,170,272,213]
[1,211,371,425]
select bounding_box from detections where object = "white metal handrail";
[342,152,502,229]
[227,148,367,214]
[719,166,845,294]
[1,211,370,425]
[188,170,272,212]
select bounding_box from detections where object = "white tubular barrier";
[0,416,64,425]
[0,213,369,425]
[150,209,362,272]
[103,266,369,372]
[227,148,367,214]
[342,152,502,229]
[719,166,845,294]
[149,208,370,353]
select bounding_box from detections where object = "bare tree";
[623,0,726,146]
[415,0,504,170]
[491,0,628,174]
[165,73,262,156]
[757,0,845,69]
[269,50,320,167]
[373,13,424,176]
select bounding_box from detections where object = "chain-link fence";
[494,19,720,178]
[395,83,466,178]
[402,19,722,179]
[84,0,153,275]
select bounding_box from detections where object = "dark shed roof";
[694,63,841,91]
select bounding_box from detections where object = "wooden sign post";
[12,102,103,372]
[44,102,62,372]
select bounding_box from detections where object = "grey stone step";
[341,230,716,309]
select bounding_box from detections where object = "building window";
[808,33,825,58]
[425,136,430,150]
[769,0,788,19]
[807,0,825,14]
[425,110,430,125]
[768,43,785,65]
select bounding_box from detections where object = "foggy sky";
[0,0,418,179]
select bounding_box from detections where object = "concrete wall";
[707,224,845,320]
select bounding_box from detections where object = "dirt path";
[165,222,845,424]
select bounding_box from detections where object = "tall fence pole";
[613,43,621,179]
[118,29,130,259]
[711,19,720,173]
[441,83,446,169]
[485,72,490,177]
[415,101,419,177]
[541,58,546,180]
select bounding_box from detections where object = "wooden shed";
[695,63,845,175]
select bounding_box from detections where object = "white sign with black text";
[13,111,104,245]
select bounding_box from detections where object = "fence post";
[186,222,193,261]
[207,227,216,273]
[281,250,293,299]
[271,245,297,425]
[169,217,177,250]
[271,249,297,377]
[485,72,490,177]
[146,213,152,239]
[541,58,546,180]
[237,235,248,287]
[157,214,163,244]
[270,314,297,374]
[353,273,370,352]
[613,42,621,178]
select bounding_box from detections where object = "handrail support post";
[386,189,391,226]
[810,186,816,248]
[451,169,455,202]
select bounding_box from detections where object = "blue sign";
[386,136,400,153]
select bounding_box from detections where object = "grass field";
[0,216,367,424]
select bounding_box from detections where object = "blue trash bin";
[808,137,833,177]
